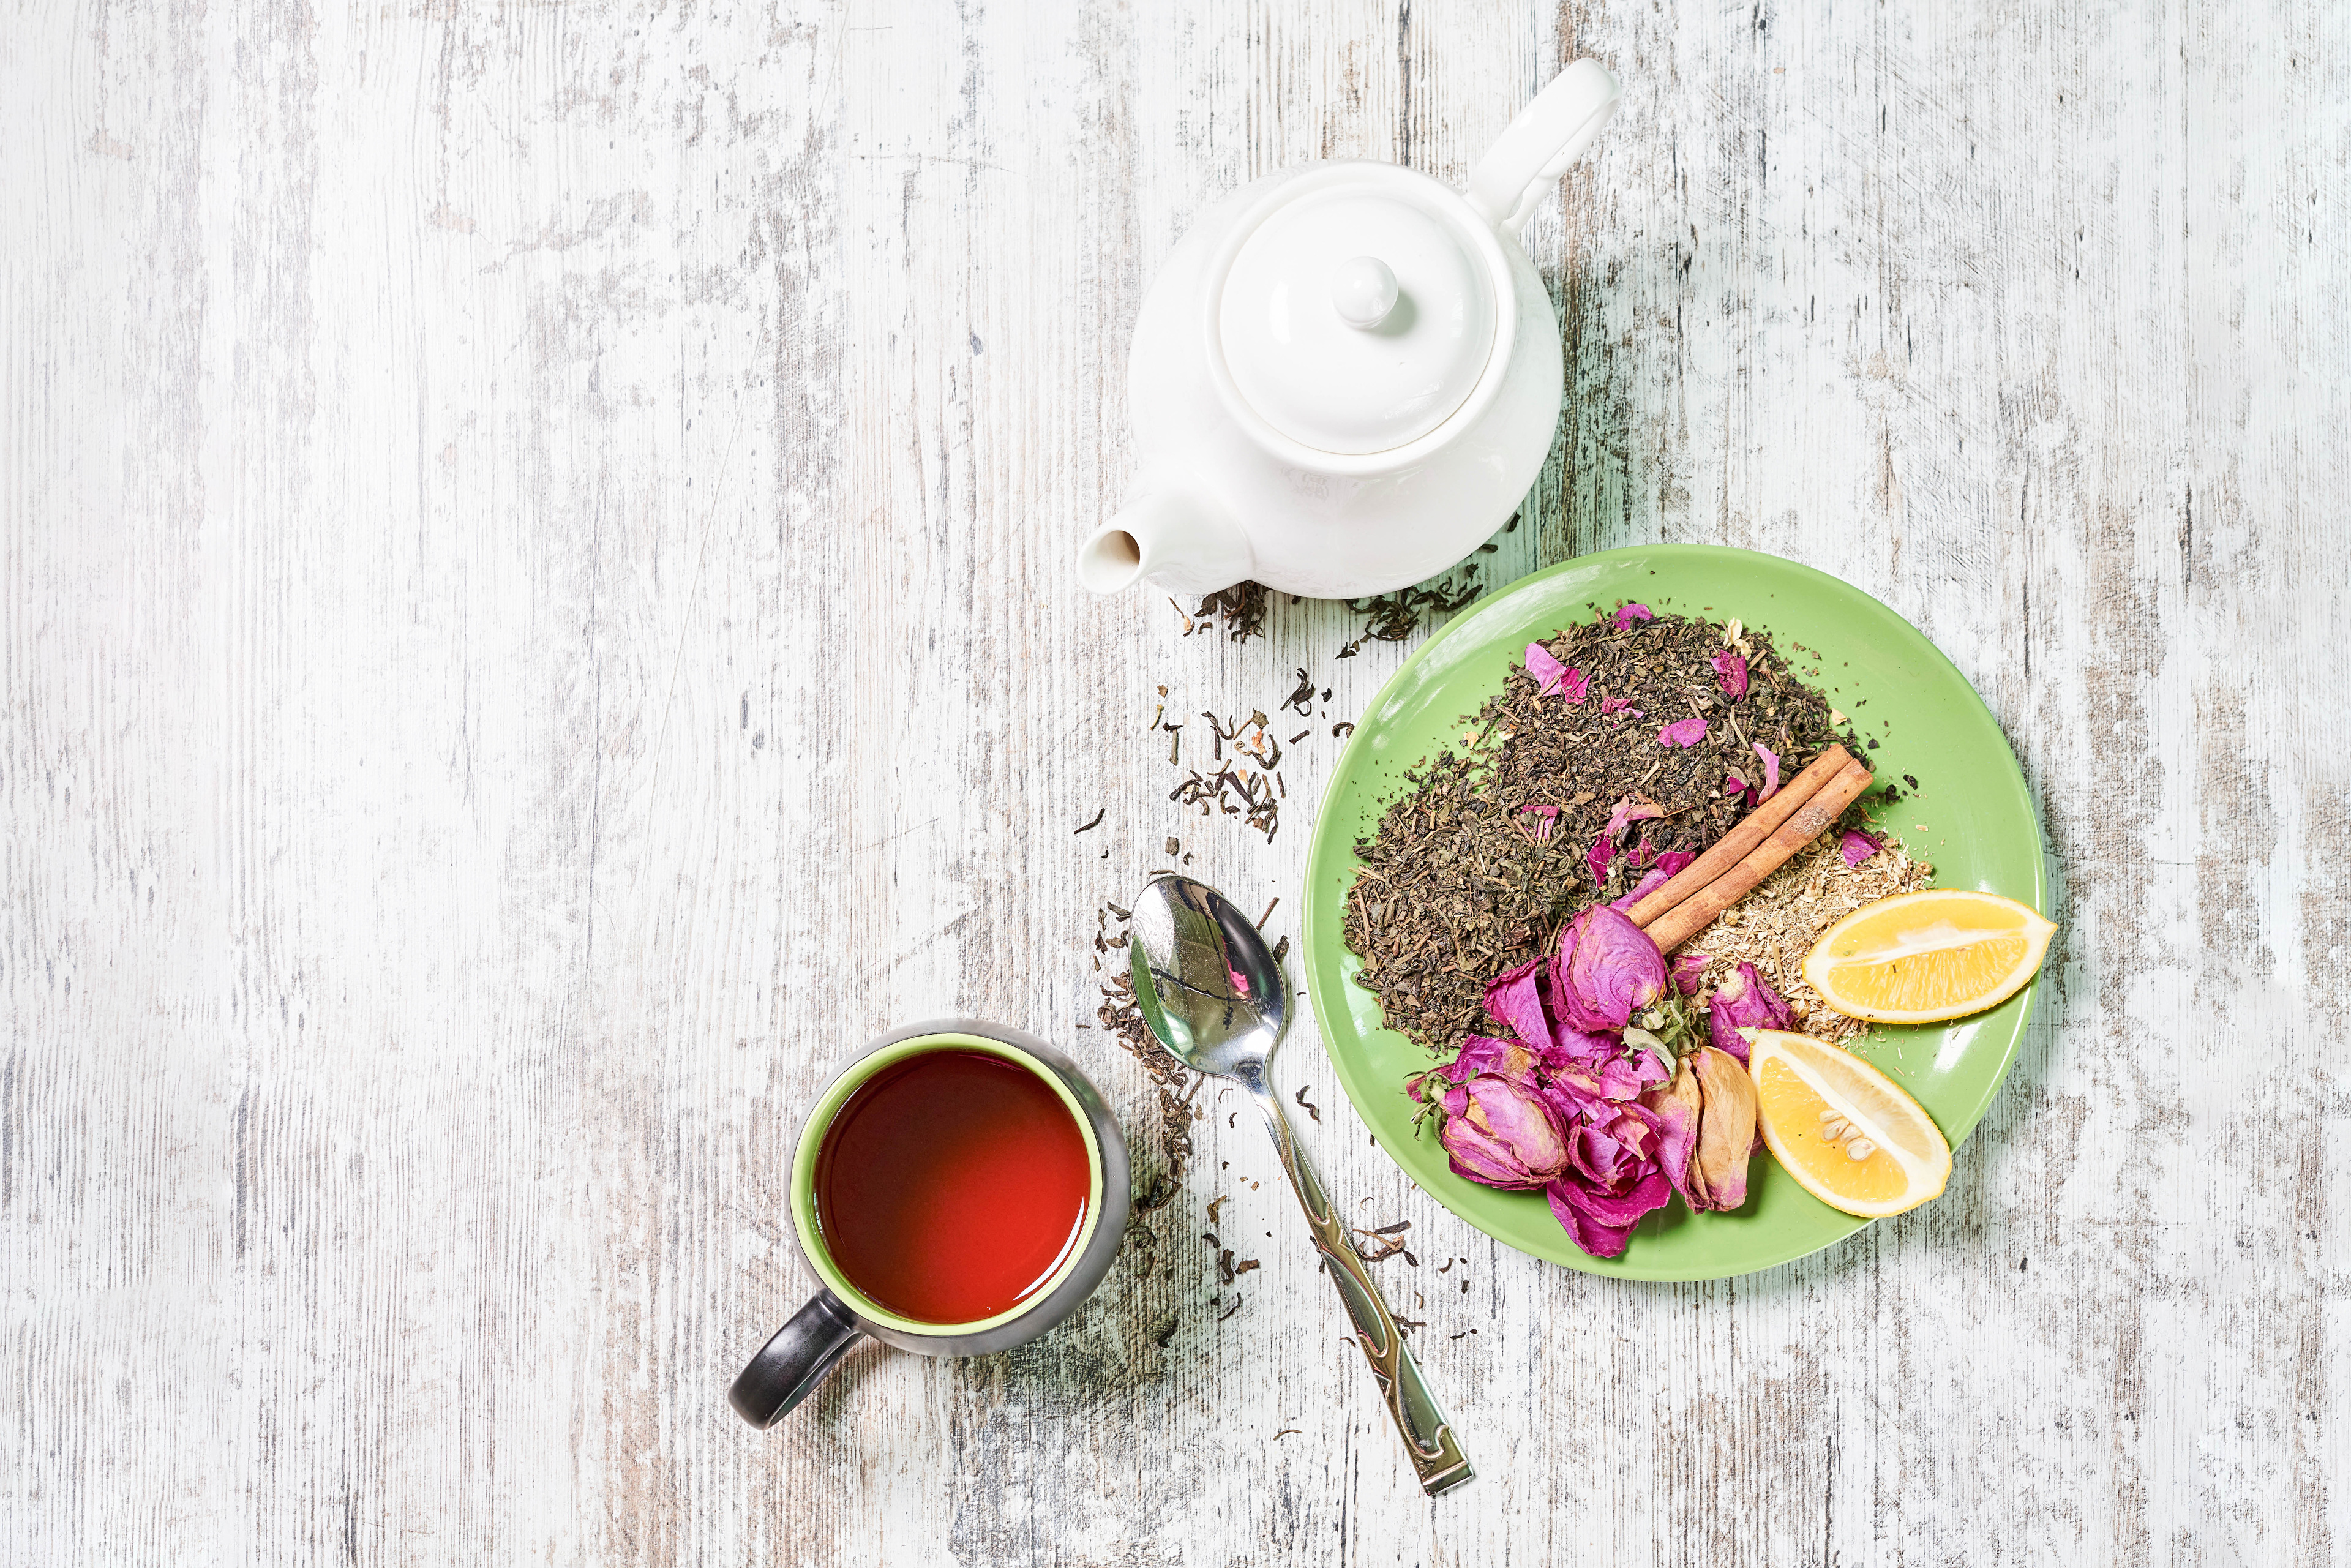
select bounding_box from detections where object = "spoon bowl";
[1126,873,1289,1084]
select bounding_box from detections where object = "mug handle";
[729,1289,864,1427]
[1463,59,1624,232]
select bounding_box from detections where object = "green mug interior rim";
[789,1032,1106,1337]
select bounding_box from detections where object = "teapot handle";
[1464,59,1623,233]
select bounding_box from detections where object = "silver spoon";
[1128,873,1474,1496]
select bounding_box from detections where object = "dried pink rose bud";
[1436,1074,1569,1191]
[1706,961,1792,1064]
[1554,905,1670,1033]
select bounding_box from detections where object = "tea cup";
[729,1019,1131,1426]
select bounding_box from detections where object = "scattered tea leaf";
[1189,582,1271,640]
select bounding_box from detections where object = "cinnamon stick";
[1625,745,1853,928]
[1640,757,1875,953]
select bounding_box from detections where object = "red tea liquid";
[812,1048,1092,1324]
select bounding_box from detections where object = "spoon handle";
[1251,1087,1475,1496]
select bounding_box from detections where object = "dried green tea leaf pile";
[1343,606,1872,1052]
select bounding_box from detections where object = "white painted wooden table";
[7,4,2346,1563]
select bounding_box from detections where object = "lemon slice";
[1748,1029,1951,1217]
[1801,889,2056,1024]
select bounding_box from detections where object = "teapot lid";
[1203,165,1510,460]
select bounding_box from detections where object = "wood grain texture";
[5,1,2346,1562]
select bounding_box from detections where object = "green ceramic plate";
[1301,544,2047,1281]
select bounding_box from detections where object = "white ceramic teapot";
[1076,61,1622,601]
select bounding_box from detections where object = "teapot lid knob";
[1330,255,1399,329]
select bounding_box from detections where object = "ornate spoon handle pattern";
[1251,1087,1475,1497]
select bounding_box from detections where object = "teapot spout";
[1076,484,1253,597]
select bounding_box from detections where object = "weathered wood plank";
[3,1,2345,1563]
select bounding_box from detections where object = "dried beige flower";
[1682,830,1932,1045]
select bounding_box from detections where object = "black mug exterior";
[730,1020,1130,1427]
[728,1289,864,1427]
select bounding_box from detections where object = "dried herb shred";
[1343,607,1865,1052]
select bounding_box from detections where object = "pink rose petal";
[1610,851,1692,913]
[1483,956,1552,1049]
[1447,1036,1543,1086]
[1525,642,1570,697]
[1602,795,1663,839]
[1840,828,1884,867]
[1752,742,1782,802]
[1641,1065,1703,1205]
[1724,772,1749,803]
[1559,666,1589,704]
[1600,695,1642,719]
[1586,835,1617,889]
[1711,650,1749,698]
[1590,1055,1656,1101]
[1548,1030,1624,1078]
[1611,872,1667,913]
[1613,602,1654,632]
[1657,717,1709,748]
[1545,1167,1672,1258]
